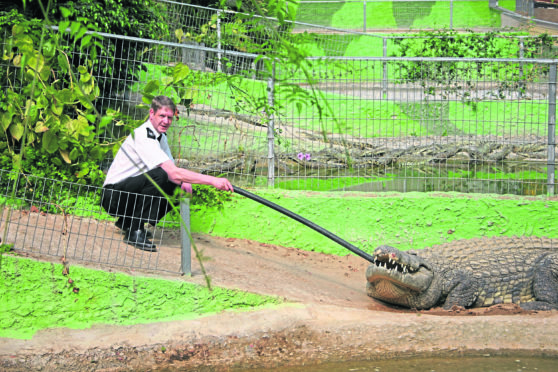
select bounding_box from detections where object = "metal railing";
[0,170,192,274]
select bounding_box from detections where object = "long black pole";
[232,186,375,263]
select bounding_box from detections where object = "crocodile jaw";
[365,245,435,308]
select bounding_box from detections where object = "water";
[242,355,558,372]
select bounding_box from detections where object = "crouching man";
[101,95,233,251]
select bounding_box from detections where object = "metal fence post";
[382,38,387,98]
[548,63,556,196]
[180,198,192,275]
[450,0,454,29]
[363,0,367,32]
[267,60,276,187]
[217,9,222,72]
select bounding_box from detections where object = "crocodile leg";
[521,253,558,311]
[441,270,480,309]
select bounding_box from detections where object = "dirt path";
[2,234,558,371]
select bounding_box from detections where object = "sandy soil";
[1,229,558,371]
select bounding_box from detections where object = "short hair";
[151,96,176,113]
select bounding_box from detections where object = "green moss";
[0,256,283,340]
[192,191,558,255]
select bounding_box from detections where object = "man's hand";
[160,160,234,192]
[213,177,234,192]
[181,182,193,194]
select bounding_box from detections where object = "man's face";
[149,106,174,134]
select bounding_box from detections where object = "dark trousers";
[101,168,178,231]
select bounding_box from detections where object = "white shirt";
[103,120,174,186]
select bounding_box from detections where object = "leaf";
[60,6,72,18]
[70,22,80,38]
[27,100,39,123]
[60,149,71,164]
[0,112,14,131]
[26,131,35,144]
[99,115,113,129]
[42,41,56,59]
[51,103,63,116]
[27,51,44,72]
[39,64,50,81]
[77,94,93,109]
[56,89,73,104]
[81,34,93,48]
[34,121,49,133]
[142,80,160,95]
[85,114,97,123]
[9,122,24,141]
[296,102,303,115]
[75,115,91,136]
[75,165,89,178]
[142,95,153,105]
[58,20,70,33]
[89,146,101,159]
[42,129,59,154]
[172,63,190,84]
[12,153,21,170]
[12,54,22,67]
[161,76,173,86]
[57,54,69,73]
[175,28,184,42]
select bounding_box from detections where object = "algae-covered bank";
[0,255,284,339]
[192,191,558,255]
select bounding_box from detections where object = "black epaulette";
[146,127,157,140]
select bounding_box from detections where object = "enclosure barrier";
[159,1,558,59]
[2,22,558,196]
[0,170,192,274]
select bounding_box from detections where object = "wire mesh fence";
[296,0,504,31]
[155,1,558,60]
[84,32,557,197]
[3,24,557,196]
[0,170,186,273]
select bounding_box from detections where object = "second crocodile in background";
[365,236,558,310]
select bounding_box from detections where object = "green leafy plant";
[392,29,556,99]
[0,8,124,186]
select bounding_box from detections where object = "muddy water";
[244,356,558,372]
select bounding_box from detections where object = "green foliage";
[191,184,232,211]
[8,1,170,101]
[0,11,119,186]
[54,0,168,39]
[392,30,557,100]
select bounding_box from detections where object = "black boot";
[116,219,152,238]
[124,229,157,252]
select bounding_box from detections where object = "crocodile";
[365,236,558,310]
